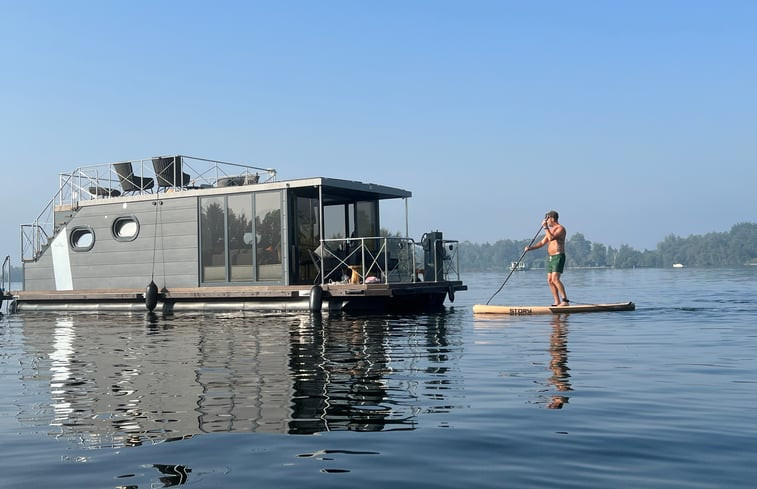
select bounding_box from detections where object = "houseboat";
[5,155,465,313]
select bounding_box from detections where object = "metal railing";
[57,155,277,207]
[1,255,10,293]
[312,236,460,285]
[21,155,277,262]
[427,238,461,282]
[315,236,418,285]
[313,236,462,285]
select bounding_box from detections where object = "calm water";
[1,268,756,488]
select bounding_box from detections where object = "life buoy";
[309,285,323,312]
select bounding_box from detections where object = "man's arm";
[548,224,565,242]
[526,235,549,251]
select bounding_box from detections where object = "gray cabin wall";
[22,248,56,291]
[24,196,200,291]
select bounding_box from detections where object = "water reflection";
[49,318,76,426]
[290,316,394,433]
[17,311,461,447]
[152,464,191,487]
[546,315,572,409]
[116,464,191,489]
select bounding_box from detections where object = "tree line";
[457,222,757,271]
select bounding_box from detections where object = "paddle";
[485,224,544,305]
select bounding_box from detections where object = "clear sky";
[2,1,755,262]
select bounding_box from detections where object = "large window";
[255,192,282,281]
[201,196,226,283]
[323,201,378,241]
[323,204,348,240]
[200,191,282,284]
[355,201,378,239]
[228,194,253,282]
[295,196,320,283]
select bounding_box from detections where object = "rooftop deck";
[21,155,276,261]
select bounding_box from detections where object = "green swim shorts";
[546,253,566,274]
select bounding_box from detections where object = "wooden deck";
[10,281,467,313]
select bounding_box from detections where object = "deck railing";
[21,155,277,261]
[316,236,417,284]
[427,237,461,282]
[313,236,461,285]
[1,255,10,293]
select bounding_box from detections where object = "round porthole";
[70,227,95,251]
[112,216,140,241]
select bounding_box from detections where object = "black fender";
[309,285,323,312]
[145,280,159,312]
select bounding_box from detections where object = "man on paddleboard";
[524,210,570,306]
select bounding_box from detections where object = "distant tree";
[567,233,591,267]
[728,222,757,265]
[640,249,661,268]
[614,244,642,268]
[589,242,608,267]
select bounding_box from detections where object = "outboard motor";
[422,231,445,282]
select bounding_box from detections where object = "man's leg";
[553,272,568,304]
[547,273,560,305]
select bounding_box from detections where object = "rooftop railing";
[21,155,277,262]
[58,155,277,207]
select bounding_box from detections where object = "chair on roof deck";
[88,186,121,198]
[113,162,155,194]
[152,155,191,190]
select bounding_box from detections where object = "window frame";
[111,215,141,242]
[69,226,96,252]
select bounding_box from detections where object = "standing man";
[524,210,569,306]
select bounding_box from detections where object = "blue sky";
[2,1,755,262]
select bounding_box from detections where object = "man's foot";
[559,298,570,306]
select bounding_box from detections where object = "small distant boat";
[473,301,635,315]
[510,261,526,271]
[673,263,684,268]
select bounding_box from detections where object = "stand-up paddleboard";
[473,301,635,316]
